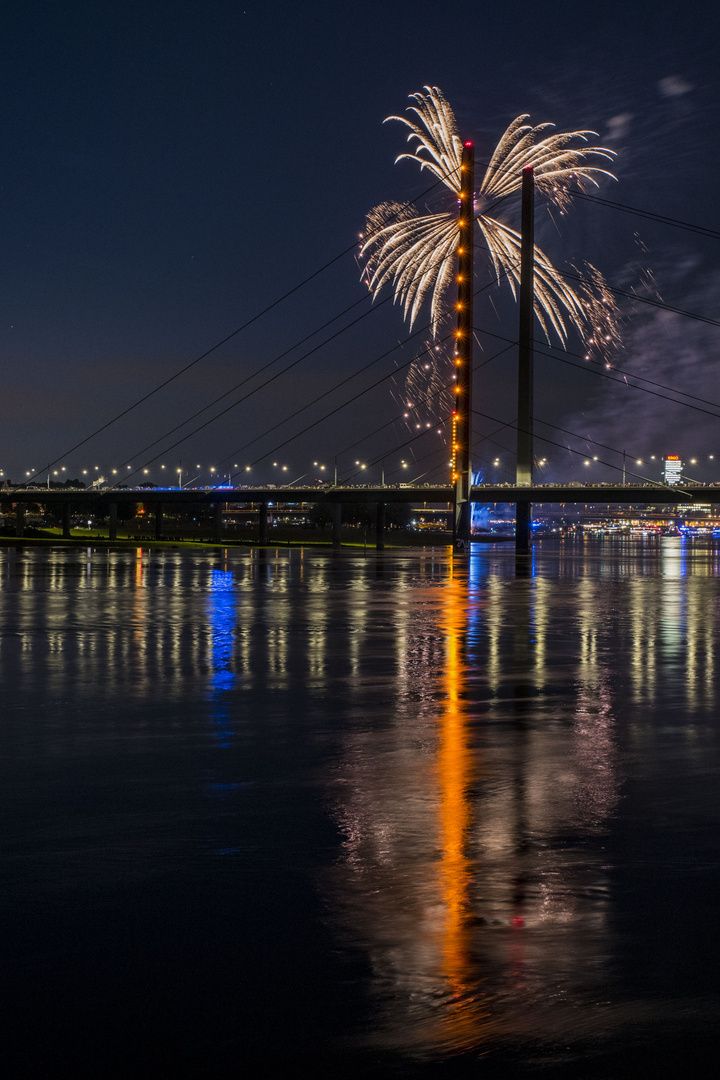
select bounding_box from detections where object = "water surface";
[1,540,719,1076]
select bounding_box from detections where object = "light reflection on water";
[1,539,720,1072]
[207,568,237,745]
[331,555,625,1059]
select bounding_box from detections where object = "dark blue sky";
[1,0,718,485]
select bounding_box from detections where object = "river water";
[1,540,719,1077]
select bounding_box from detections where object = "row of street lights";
[12,452,719,490]
[13,457,418,488]
[479,453,718,483]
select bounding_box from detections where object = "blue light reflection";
[207,568,237,745]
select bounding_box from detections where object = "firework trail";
[389,339,455,437]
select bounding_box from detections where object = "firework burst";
[573,262,623,368]
[391,340,455,434]
[361,86,618,349]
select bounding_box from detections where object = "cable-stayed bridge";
[2,482,717,548]
[3,147,719,552]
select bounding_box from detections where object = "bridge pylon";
[452,141,474,551]
[515,164,534,554]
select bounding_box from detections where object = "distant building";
[664,455,683,485]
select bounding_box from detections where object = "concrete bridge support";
[62,502,71,539]
[154,504,163,541]
[15,503,24,538]
[258,502,268,545]
[331,504,342,548]
[108,503,118,541]
[376,502,385,551]
[516,502,532,556]
[213,502,223,543]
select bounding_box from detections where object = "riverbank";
[0,525,456,550]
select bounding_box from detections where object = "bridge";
[3,157,716,552]
[2,482,713,547]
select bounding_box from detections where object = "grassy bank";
[0,525,454,550]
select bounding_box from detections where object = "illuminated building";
[664,455,683,485]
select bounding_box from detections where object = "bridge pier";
[62,502,71,539]
[154,504,163,541]
[453,497,472,552]
[15,503,24,538]
[213,502,223,543]
[376,502,385,551]
[108,502,118,541]
[331,503,342,548]
[258,502,268,545]
[515,501,532,555]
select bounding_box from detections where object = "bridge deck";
[2,483,719,506]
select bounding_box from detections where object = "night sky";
[1,0,718,487]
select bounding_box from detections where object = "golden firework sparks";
[362,86,618,348]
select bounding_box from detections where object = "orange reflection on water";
[433,564,486,1040]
